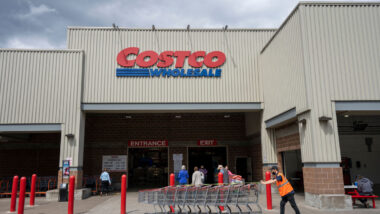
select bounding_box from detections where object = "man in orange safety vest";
[261,166,301,214]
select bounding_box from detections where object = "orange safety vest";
[276,173,294,197]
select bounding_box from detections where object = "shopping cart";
[138,184,261,214]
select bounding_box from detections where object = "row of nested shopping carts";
[138,184,262,214]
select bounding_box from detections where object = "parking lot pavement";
[0,191,379,214]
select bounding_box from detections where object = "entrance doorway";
[281,150,303,192]
[188,147,227,184]
[128,148,168,188]
[236,157,252,182]
[337,114,380,194]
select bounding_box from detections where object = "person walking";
[260,166,300,214]
[192,167,204,187]
[199,165,208,183]
[178,165,189,185]
[356,175,374,208]
[100,168,111,196]
[225,166,234,183]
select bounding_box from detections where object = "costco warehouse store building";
[0,2,379,209]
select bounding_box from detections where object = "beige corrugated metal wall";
[300,3,380,162]
[259,9,307,163]
[260,9,308,121]
[67,28,275,103]
[260,2,380,163]
[0,50,85,167]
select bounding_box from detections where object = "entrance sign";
[128,140,168,147]
[62,160,70,178]
[198,140,217,146]
[102,155,127,172]
[116,47,226,77]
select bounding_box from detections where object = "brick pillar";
[303,165,352,210]
[57,169,83,189]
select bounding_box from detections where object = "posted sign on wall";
[128,140,168,147]
[197,140,217,146]
[102,155,127,172]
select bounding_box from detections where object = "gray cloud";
[0,0,370,49]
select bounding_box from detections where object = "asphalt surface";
[0,191,379,214]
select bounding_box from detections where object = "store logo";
[116,47,226,77]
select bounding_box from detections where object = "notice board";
[102,155,127,172]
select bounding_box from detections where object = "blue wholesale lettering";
[116,68,222,77]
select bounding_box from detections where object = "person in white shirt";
[100,168,111,196]
[192,166,204,187]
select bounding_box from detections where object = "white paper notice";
[102,155,127,172]
[173,154,183,173]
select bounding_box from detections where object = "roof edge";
[67,26,277,32]
[260,1,380,54]
[0,48,84,53]
[299,1,380,6]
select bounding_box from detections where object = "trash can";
[59,183,68,202]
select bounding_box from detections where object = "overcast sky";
[0,0,373,49]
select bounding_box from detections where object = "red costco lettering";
[117,47,226,68]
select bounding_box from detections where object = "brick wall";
[228,144,262,182]
[84,113,251,185]
[85,113,247,142]
[303,167,345,194]
[58,169,83,189]
[276,133,301,152]
[251,144,262,181]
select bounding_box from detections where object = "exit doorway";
[188,147,227,184]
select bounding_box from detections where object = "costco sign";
[116,47,226,77]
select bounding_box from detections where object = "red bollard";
[169,173,175,213]
[68,176,75,214]
[121,174,127,214]
[218,172,223,185]
[30,174,37,206]
[218,172,224,211]
[170,173,175,186]
[10,176,19,212]
[18,177,26,214]
[265,171,272,210]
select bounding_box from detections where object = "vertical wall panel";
[300,3,380,162]
[67,28,275,103]
[0,50,84,166]
[259,10,308,163]
[260,9,308,121]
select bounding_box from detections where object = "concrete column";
[58,112,86,189]
[58,168,83,189]
[298,106,351,210]
[260,124,277,168]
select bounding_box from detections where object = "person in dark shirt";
[356,175,374,208]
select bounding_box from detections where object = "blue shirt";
[100,171,111,183]
[178,170,189,184]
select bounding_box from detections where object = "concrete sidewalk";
[0,192,379,214]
